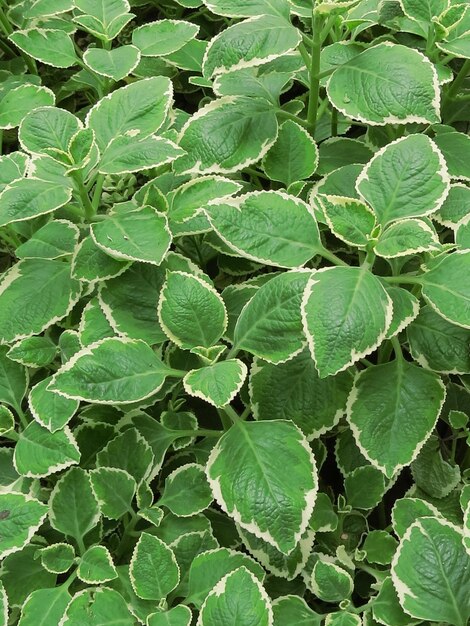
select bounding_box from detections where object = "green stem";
[15,405,29,430]
[174,428,223,438]
[319,247,348,267]
[76,536,86,556]
[61,569,78,589]
[220,405,241,425]
[276,109,310,130]
[71,171,95,221]
[240,406,251,421]
[382,274,422,285]
[226,346,240,360]
[331,107,338,137]
[306,10,324,134]
[446,59,470,102]
[1,430,19,442]
[362,249,376,271]
[91,173,105,210]
[391,336,403,360]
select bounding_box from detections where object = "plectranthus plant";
[0,0,469,625]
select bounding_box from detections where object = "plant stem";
[382,274,422,285]
[319,247,348,267]
[446,59,470,102]
[306,10,324,134]
[220,405,241,425]
[92,173,105,210]
[331,107,338,136]
[276,109,310,129]
[71,171,95,221]
[391,336,403,360]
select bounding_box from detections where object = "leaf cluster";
[0,1,469,625]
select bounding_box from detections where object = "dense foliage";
[0,0,470,624]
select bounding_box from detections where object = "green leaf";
[411,435,461,499]
[0,345,28,412]
[262,120,319,187]
[29,376,79,432]
[0,259,80,345]
[132,19,199,56]
[392,497,441,539]
[324,612,361,626]
[373,576,417,626]
[363,530,398,565]
[18,586,71,626]
[199,566,272,626]
[186,547,265,608]
[90,467,136,519]
[147,606,192,626]
[49,467,100,542]
[91,206,172,265]
[203,15,301,79]
[73,0,133,41]
[375,218,440,258]
[23,0,74,18]
[202,0,290,18]
[234,271,311,363]
[0,405,14,435]
[14,421,80,478]
[0,493,47,559]
[160,463,213,516]
[158,271,227,349]
[319,195,376,247]
[407,305,470,374]
[391,517,470,626]
[169,176,241,226]
[19,106,81,155]
[79,298,115,346]
[435,183,470,227]
[310,559,353,603]
[357,135,450,225]
[72,235,130,283]
[8,336,57,368]
[272,595,322,625]
[400,0,447,32]
[1,545,54,608]
[206,420,317,554]
[0,178,73,227]
[83,45,140,81]
[175,96,278,174]
[96,428,153,484]
[326,42,440,125]
[382,284,420,339]
[433,130,470,181]
[98,263,166,344]
[130,532,180,600]
[49,337,173,404]
[238,525,315,580]
[0,152,28,192]
[347,359,446,477]
[86,77,172,150]
[213,190,321,267]
[344,465,386,509]
[39,542,75,574]
[9,29,77,68]
[183,360,247,407]
[250,349,352,438]
[420,251,470,328]
[98,135,183,175]
[0,85,55,130]
[15,220,79,260]
[60,588,134,626]
[78,545,117,583]
[317,137,373,175]
[302,267,392,377]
